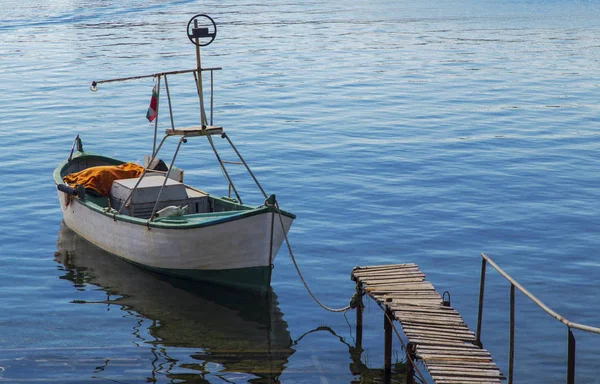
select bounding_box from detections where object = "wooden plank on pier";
[352,263,505,384]
[352,270,423,278]
[363,282,436,293]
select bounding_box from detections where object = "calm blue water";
[1,0,600,382]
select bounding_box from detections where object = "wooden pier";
[352,263,505,384]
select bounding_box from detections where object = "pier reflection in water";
[54,222,294,383]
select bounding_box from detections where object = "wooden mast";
[194,19,208,128]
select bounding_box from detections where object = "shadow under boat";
[54,221,295,382]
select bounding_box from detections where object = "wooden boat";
[55,222,294,381]
[53,14,295,293]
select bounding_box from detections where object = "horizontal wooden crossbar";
[165,125,223,136]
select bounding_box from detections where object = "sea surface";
[1,0,599,383]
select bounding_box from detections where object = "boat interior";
[61,154,250,220]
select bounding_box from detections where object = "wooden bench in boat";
[165,126,223,136]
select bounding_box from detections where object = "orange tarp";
[63,162,145,196]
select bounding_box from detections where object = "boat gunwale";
[53,151,296,229]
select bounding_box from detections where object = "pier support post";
[384,307,393,381]
[356,283,363,350]
[406,342,416,384]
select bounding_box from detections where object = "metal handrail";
[476,252,600,384]
[480,253,600,334]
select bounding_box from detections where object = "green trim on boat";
[54,152,296,230]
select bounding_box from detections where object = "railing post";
[508,283,515,384]
[567,328,576,384]
[476,253,600,384]
[475,256,487,348]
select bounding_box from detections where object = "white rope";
[272,199,351,313]
[272,198,425,382]
[271,198,428,381]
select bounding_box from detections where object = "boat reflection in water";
[55,222,294,382]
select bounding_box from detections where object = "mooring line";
[271,199,352,313]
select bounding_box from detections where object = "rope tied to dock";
[269,197,353,313]
[349,284,365,310]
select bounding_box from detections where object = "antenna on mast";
[186,14,217,129]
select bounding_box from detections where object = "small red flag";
[146,85,158,122]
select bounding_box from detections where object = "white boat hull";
[55,222,295,378]
[58,190,293,291]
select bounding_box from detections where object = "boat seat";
[109,175,209,218]
[165,126,223,137]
